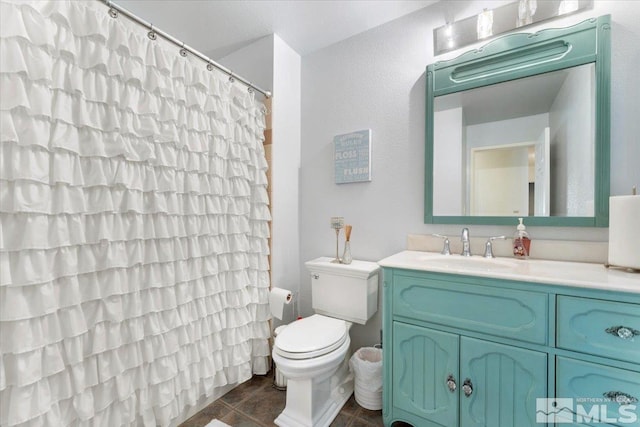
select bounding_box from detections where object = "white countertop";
[378,250,640,294]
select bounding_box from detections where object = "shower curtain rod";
[101,0,272,98]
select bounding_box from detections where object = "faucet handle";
[431,234,451,255]
[460,227,471,256]
[483,236,507,258]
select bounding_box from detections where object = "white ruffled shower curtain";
[0,0,271,425]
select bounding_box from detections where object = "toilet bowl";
[271,258,380,427]
[272,315,353,427]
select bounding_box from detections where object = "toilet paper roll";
[608,195,640,270]
[269,287,293,320]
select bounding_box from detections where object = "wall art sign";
[334,129,372,184]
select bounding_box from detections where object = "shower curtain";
[0,1,271,425]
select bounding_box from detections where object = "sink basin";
[422,255,519,271]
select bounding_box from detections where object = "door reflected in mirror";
[432,63,595,217]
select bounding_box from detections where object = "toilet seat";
[274,314,348,360]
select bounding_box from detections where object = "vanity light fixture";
[517,0,537,27]
[444,23,455,49]
[559,0,580,15]
[433,0,593,55]
[444,23,453,37]
[477,9,494,39]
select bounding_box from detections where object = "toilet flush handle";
[311,273,319,279]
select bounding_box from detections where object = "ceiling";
[114,0,437,59]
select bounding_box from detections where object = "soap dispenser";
[513,217,531,259]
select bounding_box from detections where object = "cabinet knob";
[446,374,457,392]
[603,391,638,406]
[605,325,640,340]
[463,378,474,397]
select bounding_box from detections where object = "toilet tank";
[305,257,380,325]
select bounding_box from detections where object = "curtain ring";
[179,42,188,57]
[228,74,235,83]
[107,1,118,19]
[247,87,254,94]
[147,24,157,40]
[207,61,214,72]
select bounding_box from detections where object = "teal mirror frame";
[425,15,611,227]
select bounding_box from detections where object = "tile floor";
[179,372,387,427]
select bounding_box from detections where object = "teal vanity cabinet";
[381,265,640,427]
[385,269,548,427]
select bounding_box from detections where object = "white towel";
[205,420,231,427]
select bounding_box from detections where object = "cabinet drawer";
[556,357,640,426]
[393,274,548,344]
[557,296,640,363]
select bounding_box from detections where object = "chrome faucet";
[483,236,506,258]
[461,227,471,257]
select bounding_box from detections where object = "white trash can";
[349,347,383,410]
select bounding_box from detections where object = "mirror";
[425,16,610,227]
[433,63,594,217]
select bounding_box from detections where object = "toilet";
[272,257,380,427]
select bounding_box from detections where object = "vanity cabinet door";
[392,321,459,427]
[459,337,547,427]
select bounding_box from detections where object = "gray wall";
[300,1,640,350]
[219,36,303,326]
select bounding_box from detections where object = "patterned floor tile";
[220,410,264,427]
[180,374,388,427]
